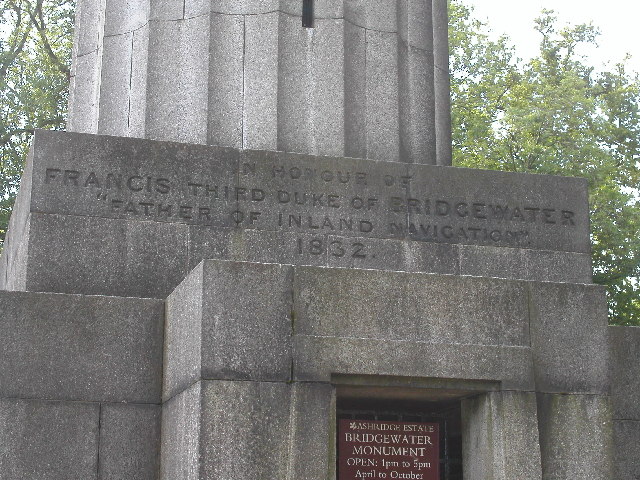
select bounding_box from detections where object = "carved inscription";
[339,420,440,480]
[40,157,583,263]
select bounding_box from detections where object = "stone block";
[161,380,293,480]
[200,381,299,480]
[0,130,594,297]
[525,249,592,283]
[104,0,149,36]
[537,393,613,480]
[243,12,279,150]
[98,32,135,137]
[398,44,436,164]
[310,18,346,157]
[294,267,530,346]
[609,326,640,420]
[128,24,149,137]
[28,130,240,223]
[23,213,190,298]
[460,245,593,283]
[344,21,367,159]
[160,382,201,480]
[613,420,640,480]
[345,0,397,31]
[17,129,590,254]
[0,397,99,479]
[293,336,534,390]
[277,13,314,155]
[200,0,278,15]
[406,165,590,254]
[406,241,460,273]
[67,51,100,133]
[240,148,410,243]
[146,15,210,144]
[164,260,293,400]
[0,290,163,403]
[366,30,400,161]
[149,0,183,20]
[397,0,433,51]
[208,13,245,149]
[314,0,344,18]
[226,229,329,267]
[529,283,610,394]
[288,383,335,480]
[99,403,161,480]
[74,0,104,56]
[462,391,542,479]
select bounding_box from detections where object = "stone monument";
[0,1,638,479]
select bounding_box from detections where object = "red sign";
[338,419,440,480]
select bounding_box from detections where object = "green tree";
[450,0,640,325]
[0,0,74,246]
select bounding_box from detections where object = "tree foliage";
[0,0,73,245]
[450,0,640,325]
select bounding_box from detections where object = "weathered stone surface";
[70,0,450,164]
[529,283,610,394]
[11,212,190,298]
[462,391,542,479]
[161,380,294,480]
[0,149,34,291]
[0,290,163,403]
[294,267,530,346]
[20,130,591,252]
[99,403,161,480]
[609,326,640,420]
[160,381,201,480]
[537,394,613,480]
[199,381,291,480]
[0,397,99,479]
[0,130,593,297]
[613,420,640,480]
[164,260,293,400]
[293,336,534,390]
[288,383,335,480]
[459,245,592,283]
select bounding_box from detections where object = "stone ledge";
[292,335,535,390]
[0,290,164,403]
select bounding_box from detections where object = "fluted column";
[68,0,452,165]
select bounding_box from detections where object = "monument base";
[0,131,637,479]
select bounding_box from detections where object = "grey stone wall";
[610,326,640,479]
[156,258,614,480]
[0,291,163,479]
[68,0,451,164]
[0,132,629,479]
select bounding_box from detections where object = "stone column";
[68,0,452,165]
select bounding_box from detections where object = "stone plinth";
[0,130,592,299]
[0,130,626,479]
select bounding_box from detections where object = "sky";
[462,0,640,74]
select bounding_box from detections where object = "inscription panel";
[28,131,591,256]
[339,420,440,480]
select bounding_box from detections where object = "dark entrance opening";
[337,394,463,480]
